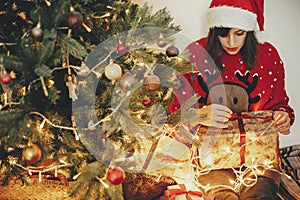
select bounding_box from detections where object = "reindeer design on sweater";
[197,70,260,113]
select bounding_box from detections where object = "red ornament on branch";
[157,38,168,48]
[119,73,135,91]
[166,45,179,57]
[145,74,160,90]
[117,43,127,54]
[0,74,12,84]
[142,98,152,107]
[65,11,83,29]
[106,166,125,185]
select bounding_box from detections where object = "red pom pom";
[107,167,125,185]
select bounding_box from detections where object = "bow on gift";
[164,184,212,200]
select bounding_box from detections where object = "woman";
[167,0,295,199]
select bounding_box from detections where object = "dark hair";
[206,28,258,72]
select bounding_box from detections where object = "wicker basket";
[0,177,72,200]
[122,173,176,200]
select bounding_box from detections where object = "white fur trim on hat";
[207,6,258,31]
[255,30,269,43]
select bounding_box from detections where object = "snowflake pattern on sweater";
[168,38,295,125]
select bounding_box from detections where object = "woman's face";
[218,28,247,55]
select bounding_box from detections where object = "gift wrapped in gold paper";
[193,111,279,171]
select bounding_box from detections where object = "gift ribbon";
[230,113,273,165]
[164,184,206,200]
[237,115,246,165]
[171,131,192,148]
[230,113,272,121]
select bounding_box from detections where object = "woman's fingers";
[198,107,292,134]
[212,104,233,123]
[199,104,233,128]
[273,111,291,135]
[213,104,233,115]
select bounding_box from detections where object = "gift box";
[164,184,213,200]
[133,134,191,178]
[124,134,191,199]
[194,110,279,170]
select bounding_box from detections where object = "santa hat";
[207,0,267,43]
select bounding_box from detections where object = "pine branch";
[135,5,180,31]
[51,0,70,27]
[0,162,31,186]
[68,161,107,198]
[37,29,57,65]
[60,36,88,60]
[34,64,52,78]
[0,110,25,130]
[1,55,26,71]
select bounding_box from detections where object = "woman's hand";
[273,111,291,135]
[198,104,233,128]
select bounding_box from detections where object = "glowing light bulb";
[202,155,214,166]
[223,145,232,153]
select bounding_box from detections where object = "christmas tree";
[0,0,197,199]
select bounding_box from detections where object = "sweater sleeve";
[167,73,196,113]
[262,44,295,125]
[167,38,208,113]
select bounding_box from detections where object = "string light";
[72,172,82,180]
[13,162,71,183]
[44,0,51,6]
[30,112,75,131]
[39,119,46,129]
[172,113,283,195]
[96,176,109,188]
[82,23,92,32]
[71,115,79,140]
[91,13,111,19]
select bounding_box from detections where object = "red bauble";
[157,38,168,48]
[107,166,125,185]
[22,144,42,165]
[119,73,135,91]
[117,44,127,54]
[0,74,12,84]
[166,45,179,57]
[145,74,160,90]
[65,11,83,29]
[142,99,152,107]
